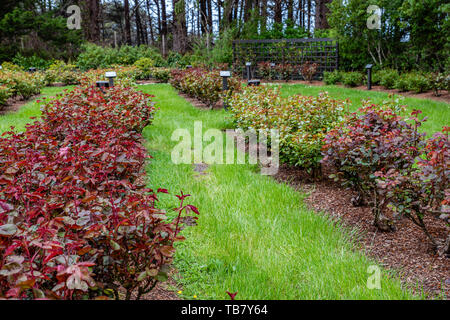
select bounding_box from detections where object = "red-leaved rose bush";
[0,85,199,299]
[322,103,449,252]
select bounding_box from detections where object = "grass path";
[140,84,416,300]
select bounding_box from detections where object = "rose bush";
[0,85,198,299]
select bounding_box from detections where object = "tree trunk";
[146,0,155,44]
[124,0,132,44]
[222,0,233,30]
[199,0,207,34]
[172,0,188,53]
[260,0,267,33]
[207,0,213,33]
[160,0,168,55]
[288,0,294,22]
[274,0,282,24]
[244,0,252,22]
[307,0,311,34]
[315,0,332,30]
[135,1,144,45]
[80,0,101,43]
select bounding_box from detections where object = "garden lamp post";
[365,64,373,90]
[245,62,260,86]
[96,81,110,93]
[105,71,117,87]
[245,62,252,81]
[220,70,231,110]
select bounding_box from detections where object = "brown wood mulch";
[176,91,449,300]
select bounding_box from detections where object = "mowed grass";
[278,83,450,135]
[0,86,73,133]
[140,84,416,300]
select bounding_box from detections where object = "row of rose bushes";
[0,60,174,103]
[227,86,449,252]
[169,67,241,108]
[41,61,172,87]
[0,85,198,299]
[324,69,450,96]
[0,64,46,105]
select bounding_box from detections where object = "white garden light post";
[245,62,260,86]
[220,70,231,110]
[105,71,117,87]
[365,64,373,90]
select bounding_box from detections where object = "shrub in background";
[429,72,450,96]
[341,71,364,87]
[170,67,241,108]
[377,69,399,89]
[77,66,139,87]
[0,85,12,105]
[1,62,22,72]
[12,53,54,71]
[133,57,155,80]
[76,44,166,71]
[406,72,432,93]
[323,70,342,85]
[257,62,276,80]
[395,72,432,93]
[275,63,297,81]
[0,69,44,99]
[300,61,319,82]
[44,60,79,86]
[150,67,172,83]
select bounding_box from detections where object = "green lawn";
[140,84,416,300]
[278,83,450,135]
[0,86,73,133]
